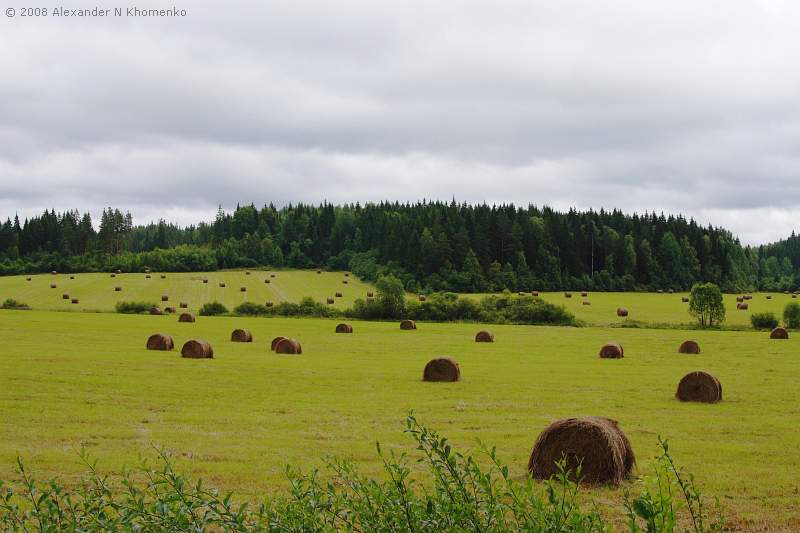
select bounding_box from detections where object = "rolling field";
[0,270,375,312]
[0,308,799,529]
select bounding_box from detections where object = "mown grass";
[0,308,798,529]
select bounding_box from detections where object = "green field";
[0,270,375,312]
[1,271,799,529]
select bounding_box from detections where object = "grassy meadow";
[1,270,799,528]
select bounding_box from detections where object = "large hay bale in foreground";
[181,339,214,359]
[146,333,174,351]
[423,358,460,382]
[231,329,253,342]
[599,342,624,359]
[275,338,302,354]
[770,327,789,339]
[616,308,628,317]
[475,330,494,342]
[400,319,417,330]
[150,307,162,315]
[678,340,701,354]
[178,313,196,323]
[528,417,635,484]
[676,371,722,403]
[270,336,287,351]
[335,323,353,333]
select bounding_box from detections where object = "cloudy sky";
[1,0,799,244]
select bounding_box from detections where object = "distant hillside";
[0,202,797,292]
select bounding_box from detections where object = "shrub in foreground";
[199,301,229,316]
[783,301,800,328]
[0,416,723,531]
[114,301,156,314]
[750,312,779,330]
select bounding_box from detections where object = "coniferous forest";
[1,202,798,293]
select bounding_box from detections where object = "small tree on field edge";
[783,301,800,328]
[689,282,725,327]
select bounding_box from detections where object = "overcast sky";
[1,1,799,244]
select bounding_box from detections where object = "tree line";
[0,202,797,292]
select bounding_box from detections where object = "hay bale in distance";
[178,312,196,323]
[146,275,151,279]
[115,287,122,292]
[51,271,57,275]
[231,329,253,342]
[50,283,57,289]
[599,342,624,359]
[345,273,350,277]
[423,357,460,382]
[26,277,31,281]
[245,271,251,275]
[342,280,349,284]
[676,371,722,403]
[203,279,208,284]
[275,338,302,354]
[737,302,748,310]
[179,302,188,308]
[264,279,270,284]
[164,306,176,314]
[181,339,213,359]
[62,293,69,300]
[326,297,335,304]
[335,323,353,333]
[532,291,539,297]
[71,298,79,304]
[582,301,591,306]
[240,287,247,292]
[682,297,689,303]
[419,295,426,301]
[146,333,174,351]
[766,295,772,299]
[270,336,287,351]
[265,301,273,307]
[69,276,74,280]
[475,330,494,342]
[150,307,162,315]
[736,296,744,303]
[160,275,166,279]
[616,308,628,317]
[110,273,116,278]
[678,340,701,354]
[219,282,226,288]
[770,327,789,339]
[581,291,588,297]
[400,319,417,330]
[564,292,572,298]
[367,291,374,297]
[528,417,635,484]
[270,274,276,278]
[335,292,343,298]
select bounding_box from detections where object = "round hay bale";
[681,297,689,303]
[219,282,226,288]
[744,295,752,300]
[245,271,251,275]
[737,302,748,310]
[326,297,335,304]
[335,291,343,298]
[736,296,744,303]
[335,323,353,333]
[518,291,525,296]
[51,271,57,275]
[423,357,460,382]
[160,275,166,279]
[144,268,151,274]
[71,298,79,304]
[770,327,789,339]
[264,279,270,284]
[265,301,273,307]
[528,417,635,484]
[275,338,302,354]
[115,287,122,292]
[116,269,122,274]
[110,273,116,278]
[50,283,57,289]
[26,277,31,281]
[178,312,196,323]
[532,291,539,297]
[616,308,628,317]
[181,339,213,359]
[668,289,675,294]
[317,270,322,274]
[62,293,69,300]
[419,295,426,301]
[599,342,624,359]
[179,302,188,308]
[231,329,253,342]
[164,306,176,314]
[146,275,151,279]
[475,330,494,342]
[367,291,374,298]
[69,276,74,280]
[678,340,701,354]
[240,287,247,292]
[203,279,208,284]
[150,307,162,315]
[345,273,350,277]
[657,289,664,294]
[564,292,572,298]
[270,336,287,351]
[766,295,772,300]
[582,301,591,306]
[146,333,174,351]
[676,371,722,403]
[161,295,169,302]
[400,319,417,330]
[270,274,276,278]
[793,294,797,299]
[581,291,588,297]
[342,280,349,284]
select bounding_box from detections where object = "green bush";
[0,298,29,310]
[267,297,340,318]
[783,302,800,328]
[114,301,156,314]
[233,301,268,315]
[750,312,779,330]
[688,283,725,327]
[0,416,724,532]
[199,301,229,316]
